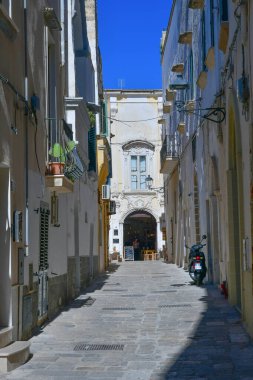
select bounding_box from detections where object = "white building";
[104,90,165,260]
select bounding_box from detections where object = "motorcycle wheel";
[195,273,202,286]
[188,266,196,281]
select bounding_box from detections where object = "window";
[113,239,119,244]
[219,0,228,22]
[201,11,206,71]
[188,50,194,100]
[210,0,215,47]
[131,155,147,190]
[114,229,118,236]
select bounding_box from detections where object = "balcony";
[160,135,180,174]
[45,119,84,193]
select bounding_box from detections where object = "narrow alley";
[3,261,253,380]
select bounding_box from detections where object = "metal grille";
[159,304,192,308]
[102,307,136,311]
[74,344,124,351]
[39,203,49,270]
[151,290,177,293]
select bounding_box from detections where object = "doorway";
[227,101,244,310]
[124,211,156,260]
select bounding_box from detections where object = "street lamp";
[145,175,153,190]
[145,175,164,193]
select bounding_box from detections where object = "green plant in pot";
[48,143,66,175]
[47,141,77,175]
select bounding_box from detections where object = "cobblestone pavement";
[2,261,253,380]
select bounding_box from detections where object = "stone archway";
[123,210,157,260]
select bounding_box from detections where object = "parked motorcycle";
[186,235,207,286]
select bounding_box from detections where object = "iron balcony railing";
[160,134,180,174]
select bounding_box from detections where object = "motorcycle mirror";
[202,234,207,240]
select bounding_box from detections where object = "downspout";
[60,0,65,66]
[24,0,29,256]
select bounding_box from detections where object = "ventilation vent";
[74,344,124,351]
[102,185,110,200]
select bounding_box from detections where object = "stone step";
[0,327,13,349]
[0,341,30,372]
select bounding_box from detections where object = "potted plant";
[47,143,65,175]
[47,141,77,175]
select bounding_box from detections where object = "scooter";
[185,235,207,286]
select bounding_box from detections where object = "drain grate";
[71,297,95,308]
[151,290,177,293]
[102,307,136,311]
[159,304,192,308]
[103,289,127,292]
[121,294,144,297]
[74,343,124,351]
[170,284,186,287]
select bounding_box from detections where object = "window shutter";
[39,204,49,270]
[88,126,97,172]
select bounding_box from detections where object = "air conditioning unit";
[108,200,116,215]
[102,184,110,200]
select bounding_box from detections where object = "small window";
[113,239,119,244]
[114,229,118,236]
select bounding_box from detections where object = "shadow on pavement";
[158,285,253,380]
[33,263,120,336]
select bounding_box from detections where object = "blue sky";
[97,0,172,90]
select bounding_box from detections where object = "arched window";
[122,140,155,191]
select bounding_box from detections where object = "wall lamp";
[176,101,226,124]
[145,175,164,193]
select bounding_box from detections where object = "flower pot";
[47,162,65,175]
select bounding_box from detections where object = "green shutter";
[88,126,97,172]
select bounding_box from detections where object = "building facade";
[161,0,253,336]
[0,0,103,350]
[104,90,165,260]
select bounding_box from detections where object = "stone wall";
[48,274,67,319]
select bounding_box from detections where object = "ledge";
[178,31,192,45]
[45,175,74,193]
[188,0,204,9]
[205,47,215,70]
[196,71,208,90]
[171,63,184,73]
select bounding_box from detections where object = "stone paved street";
[2,261,253,380]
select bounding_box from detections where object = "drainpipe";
[60,0,65,66]
[24,0,29,256]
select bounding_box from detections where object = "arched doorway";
[124,211,156,260]
[227,96,244,310]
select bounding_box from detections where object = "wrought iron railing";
[160,134,180,164]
